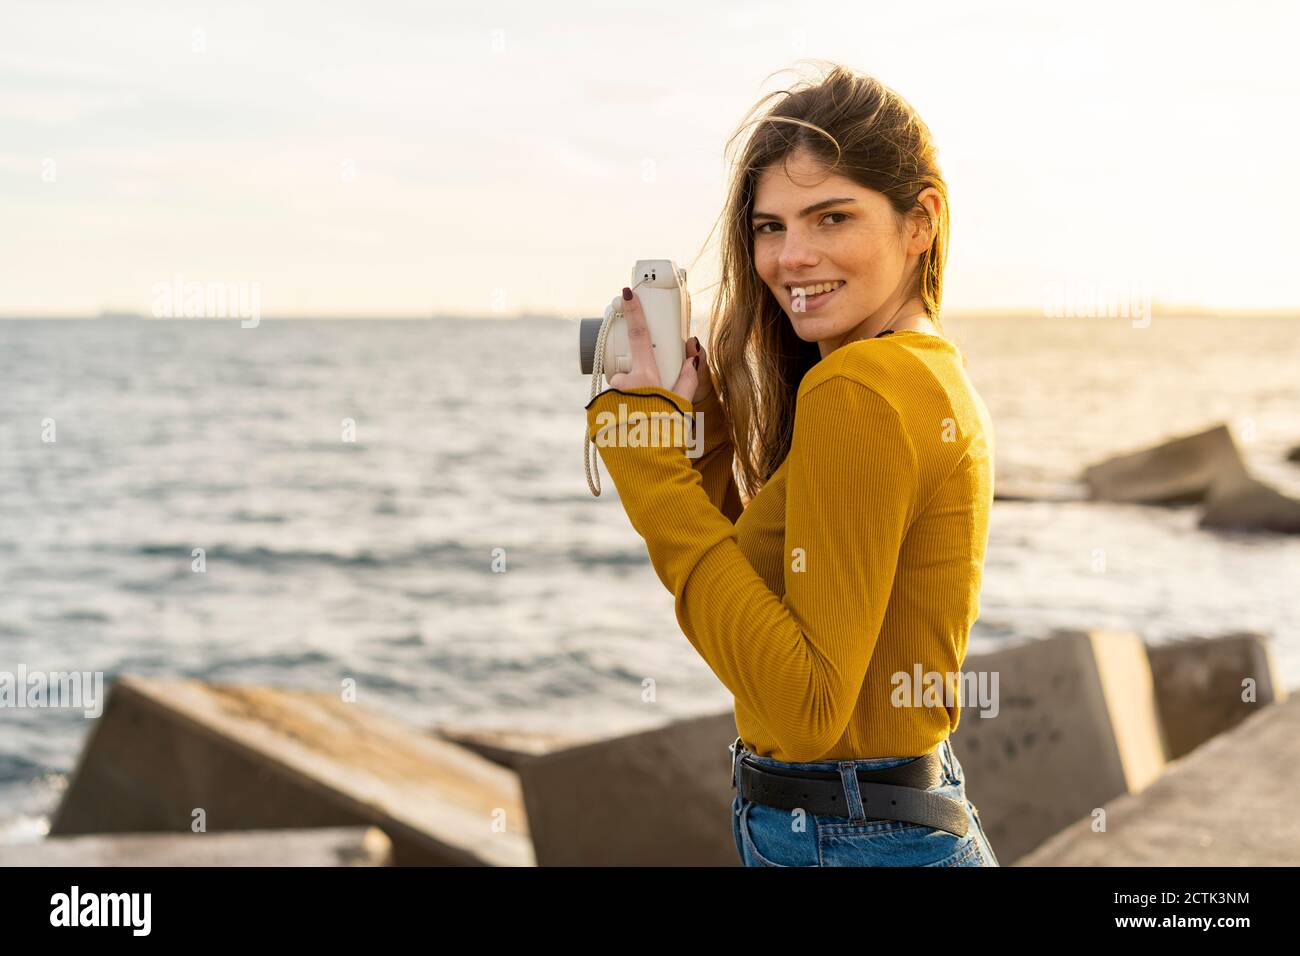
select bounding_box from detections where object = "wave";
[229,510,289,524]
[56,609,111,622]
[195,650,336,679]
[564,545,650,568]
[134,542,386,568]
[129,541,649,571]
[0,753,44,784]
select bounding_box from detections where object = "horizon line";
[3,307,1300,322]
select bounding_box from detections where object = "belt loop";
[837,761,866,822]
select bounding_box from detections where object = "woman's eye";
[753,213,847,235]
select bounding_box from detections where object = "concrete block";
[51,676,534,866]
[1199,476,1300,533]
[1018,692,1300,865]
[1081,424,1250,504]
[429,725,599,770]
[516,710,740,866]
[1147,632,1286,759]
[951,629,1167,864]
[0,825,392,866]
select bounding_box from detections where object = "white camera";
[580,259,693,497]
[578,259,691,388]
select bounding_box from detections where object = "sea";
[1,313,1298,843]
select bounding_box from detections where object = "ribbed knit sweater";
[584,330,995,762]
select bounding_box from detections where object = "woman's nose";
[777,229,820,271]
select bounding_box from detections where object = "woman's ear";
[908,187,942,254]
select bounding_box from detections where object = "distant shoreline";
[2,309,1299,322]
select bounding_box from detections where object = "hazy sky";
[4,0,1297,317]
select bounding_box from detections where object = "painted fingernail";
[622,287,632,301]
[690,336,700,350]
[693,356,700,369]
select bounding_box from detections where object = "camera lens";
[578,317,602,375]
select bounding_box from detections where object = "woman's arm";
[585,375,919,762]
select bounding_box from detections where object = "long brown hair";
[697,63,950,502]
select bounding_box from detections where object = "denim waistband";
[730,736,958,820]
[733,736,952,779]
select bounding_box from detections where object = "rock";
[1198,475,1300,533]
[1081,424,1250,504]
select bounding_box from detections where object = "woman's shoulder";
[801,334,968,407]
[798,337,914,405]
[793,366,910,443]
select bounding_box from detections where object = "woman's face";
[751,148,931,354]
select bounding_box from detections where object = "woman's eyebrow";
[751,197,858,222]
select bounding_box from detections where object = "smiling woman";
[582,62,996,867]
[713,66,952,496]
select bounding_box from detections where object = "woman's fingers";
[671,350,699,404]
[686,338,716,404]
[620,288,660,383]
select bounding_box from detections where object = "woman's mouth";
[787,280,845,313]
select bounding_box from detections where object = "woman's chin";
[787,313,838,342]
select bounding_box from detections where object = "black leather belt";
[730,736,969,838]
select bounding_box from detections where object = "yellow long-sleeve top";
[584,330,994,763]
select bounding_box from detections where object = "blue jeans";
[730,737,1000,867]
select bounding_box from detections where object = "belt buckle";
[728,735,744,790]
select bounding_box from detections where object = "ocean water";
[1,314,1298,843]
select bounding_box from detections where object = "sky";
[3,0,1298,318]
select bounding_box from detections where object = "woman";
[584,64,998,867]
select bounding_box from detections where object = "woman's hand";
[606,287,703,403]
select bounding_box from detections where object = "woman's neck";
[821,307,939,357]
[889,313,940,334]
